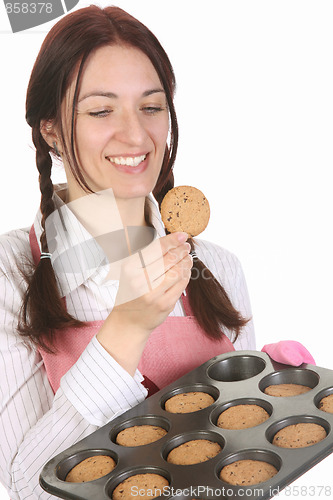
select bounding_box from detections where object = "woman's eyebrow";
[78,88,165,103]
[78,91,117,103]
[142,88,165,97]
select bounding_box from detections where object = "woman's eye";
[88,110,111,118]
[142,106,165,114]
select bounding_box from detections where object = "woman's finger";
[144,242,191,286]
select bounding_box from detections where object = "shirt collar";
[33,186,166,297]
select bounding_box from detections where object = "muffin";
[318,394,333,413]
[272,423,326,448]
[65,455,116,482]
[264,383,311,397]
[167,439,221,465]
[217,404,270,430]
[112,473,169,500]
[164,392,214,414]
[116,425,167,447]
[220,459,278,486]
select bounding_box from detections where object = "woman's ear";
[40,120,62,155]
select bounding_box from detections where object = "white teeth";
[108,154,146,167]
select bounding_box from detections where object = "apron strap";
[29,225,40,266]
[181,292,193,316]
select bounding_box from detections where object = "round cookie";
[167,439,221,465]
[264,383,311,397]
[272,423,326,448]
[217,404,270,430]
[318,394,333,413]
[112,473,169,500]
[65,455,116,482]
[220,459,278,486]
[164,392,215,414]
[116,425,167,447]
[160,186,210,237]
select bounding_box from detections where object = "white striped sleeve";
[60,336,147,426]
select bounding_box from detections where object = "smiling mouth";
[106,154,147,167]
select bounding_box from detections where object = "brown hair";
[20,5,248,349]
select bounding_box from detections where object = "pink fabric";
[39,322,102,393]
[138,315,234,388]
[38,312,234,394]
[261,340,316,366]
[30,226,234,394]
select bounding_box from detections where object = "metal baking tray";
[40,350,333,499]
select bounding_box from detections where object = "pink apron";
[29,226,234,396]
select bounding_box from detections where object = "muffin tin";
[40,350,333,499]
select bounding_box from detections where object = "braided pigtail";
[18,131,83,351]
[186,238,248,341]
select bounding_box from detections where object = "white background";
[0,1,333,499]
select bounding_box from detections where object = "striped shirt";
[0,189,255,499]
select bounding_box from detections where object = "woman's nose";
[115,110,147,146]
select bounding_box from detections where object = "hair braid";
[186,238,248,341]
[18,133,83,351]
[36,146,54,253]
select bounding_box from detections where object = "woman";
[0,6,313,499]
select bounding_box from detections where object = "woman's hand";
[96,232,192,374]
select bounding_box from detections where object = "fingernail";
[177,232,188,243]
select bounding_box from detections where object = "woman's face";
[64,44,169,201]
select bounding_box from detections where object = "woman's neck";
[61,187,148,237]
[115,196,148,228]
